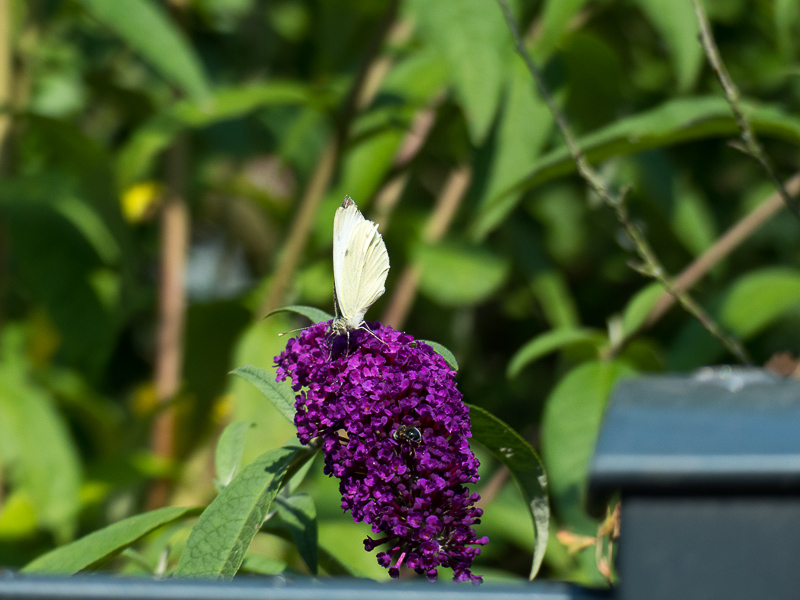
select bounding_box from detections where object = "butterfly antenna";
[278,325,312,337]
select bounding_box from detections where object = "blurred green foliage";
[2,0,800,586]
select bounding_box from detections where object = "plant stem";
[148,139,189,509]
[645,172,800,326]
[257,5,408,318]
[692,0,800,221]
[382,165,471,330]
[497,0,751,365]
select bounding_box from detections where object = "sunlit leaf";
[175,444,301,578]
[634,0,702,91]
[215,422,253,489]
[230,365,296,425]
[410,0,511,143]
[507,328,606,379]
[416,242,510,307]
[23,506,202,574]
[533,0,589,60]
[75,0,210,103]
[473,97,800,237]
[720,268,800,338]
[468,404,549,580]
[478,57,553,239]
[541,361,636,529]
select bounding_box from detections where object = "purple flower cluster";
[275,321,487,583]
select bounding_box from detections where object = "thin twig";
[497,0,751,365]
[371,96,442,229]
[692,0,800,221]
[382,165,472,330]
[645,172,800,326]
[257,6,409,318]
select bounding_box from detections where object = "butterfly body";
[331,196,390,340]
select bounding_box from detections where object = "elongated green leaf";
[473,97,800,237]
[175,444,301,578]
[215,422,252,489]
[478,57,553,242]
[634,0,702,91]
[266,305,333,325]
[508,328,606,378]
[273,494,318,575]
[468,404,549,580]
[410,0,511,143]
[117,82,309,186]
[542,361,635,529]
[621,282,664,337]
[720,268,800,338]
[419,340,459,371]
[533,0,589,60]
[23,506,202,574]
[230,365,296,425]
[75,0,209,103]
[0,354,81,543]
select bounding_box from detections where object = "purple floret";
[275,322,487,584]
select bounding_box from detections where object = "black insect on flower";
[275,321,487,584]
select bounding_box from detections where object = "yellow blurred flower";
[121,181,163,223]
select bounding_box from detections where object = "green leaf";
[117,81,309,186]
[410,0,511,143]
[318,543,368,577]
[22,506,202,574]
[230,365,296,425]
[175,444,301,578]
[416,242,510,307]
[530,271,581,330]
[75,0,210,103]
[776,0,800,59]
[273,494,318,575]
[533,0,589,60]
[634,0,702,91]
[476,57,553,242]
[419,340,459,371]
[672,181,717,256]
[468,404,549,580]
[507,328,606,378]
[265,305,333,325]
[215,422,253,489]
[0,353,82,542]
[240,553,288,575]
[542,361,635,529]
[473,96,800,237]
[720,268,800,338]
[621,282,664,337]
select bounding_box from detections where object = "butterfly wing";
[333,197,390,328]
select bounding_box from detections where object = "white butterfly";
[331,196,390,340]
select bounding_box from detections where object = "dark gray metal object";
[588,367,800,600]
[0,574,610,600]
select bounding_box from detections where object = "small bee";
[393,425,422,445]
